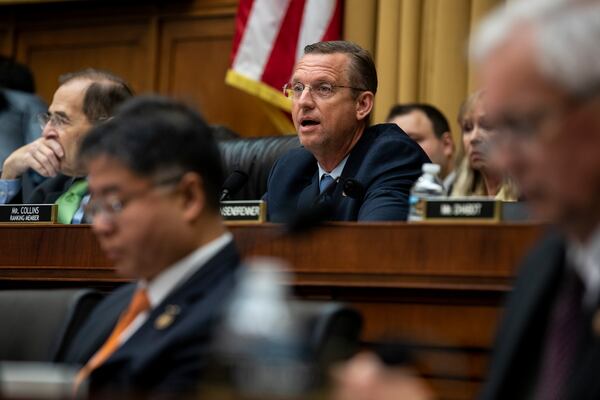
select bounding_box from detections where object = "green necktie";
[55,180,88,224]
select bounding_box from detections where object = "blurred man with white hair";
[471,0,600,399]
[332,1,600,399]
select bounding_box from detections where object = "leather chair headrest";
[219,135,301,200]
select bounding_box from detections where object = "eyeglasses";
[493,90,600,142]
[282,82,367,100]
[37,112,71,130]
[85,175,181,222]
[494,105,571,142]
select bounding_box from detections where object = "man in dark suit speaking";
[264,41,429,222]
[0,69,132,223]
[62,97,240,398]
[472,0,600,399]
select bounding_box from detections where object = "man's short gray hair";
[471,0,600,98]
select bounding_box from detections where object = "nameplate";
[220,200,266,223]
[424,198,500,223]
[501,201,531,222]
[0,204,57,224]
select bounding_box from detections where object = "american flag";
[226,0,342,132]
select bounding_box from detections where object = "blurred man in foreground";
[472,0,600,398]
[387,103,455,192]
[334,0,600,399]
[62,97,239,398]
[0,69,132,223]
[265,41,429,222]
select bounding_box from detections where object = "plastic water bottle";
[211,258,313,398]
[408,163,446,222]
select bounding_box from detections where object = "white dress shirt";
[119,232,233,344]
[568,227,600,307]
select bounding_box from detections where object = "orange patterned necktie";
[73,288,151,393]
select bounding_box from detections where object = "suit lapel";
[484,234,566,398]
[297,172,319,210]
[97,242,240,370]
[26,174,85,204]
[566,293,600,398]
[66,285,134,364]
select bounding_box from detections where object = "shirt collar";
[567,226,600,307]
[139,232,233,308]
[318,155,349,182]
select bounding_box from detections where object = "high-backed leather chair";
[218,135,301,200]
[208,299,362,395]
[289,301,363,368]
[0,289,103,362]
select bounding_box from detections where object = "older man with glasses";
[0,68,132,223]
[264,40,429,222]
[470,0,600,399]
[330,2,600,399]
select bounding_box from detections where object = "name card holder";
[0,204,57,224]
[220,200,266,223]
[423,198,501,223]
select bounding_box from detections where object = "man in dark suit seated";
[264,41,430,222]
[62,96,240,398]
[0,69,132,223]
[386,103,456,193]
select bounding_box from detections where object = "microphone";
[341,178,365,202]
[313,177,365,206]
[287,177,365,234]
[220,170,249,201]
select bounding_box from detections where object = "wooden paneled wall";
[0,0,281,137]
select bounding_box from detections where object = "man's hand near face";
[1,137,64,179]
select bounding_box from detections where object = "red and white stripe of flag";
[226,0,341,130]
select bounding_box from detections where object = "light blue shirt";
[317,155,349,183]
[72,194,90,224]
[0,178,20,204]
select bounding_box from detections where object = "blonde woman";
[450,91,517,201]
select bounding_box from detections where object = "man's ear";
[178,172,205,222]
[355,91,374,121]
[441,132,455,158]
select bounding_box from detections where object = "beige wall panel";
[15,22,150,104]
[374,0,401,123]
[419,0,471,137]
[467,0,503,93]
[371,0,503,137]
[159,17,279,137]
[343,0,377,54]
[397,0,422,103]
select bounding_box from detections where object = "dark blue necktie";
[535,271,585,400]
[319,174,335,193]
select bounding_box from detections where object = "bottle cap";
[422,163,441,175]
